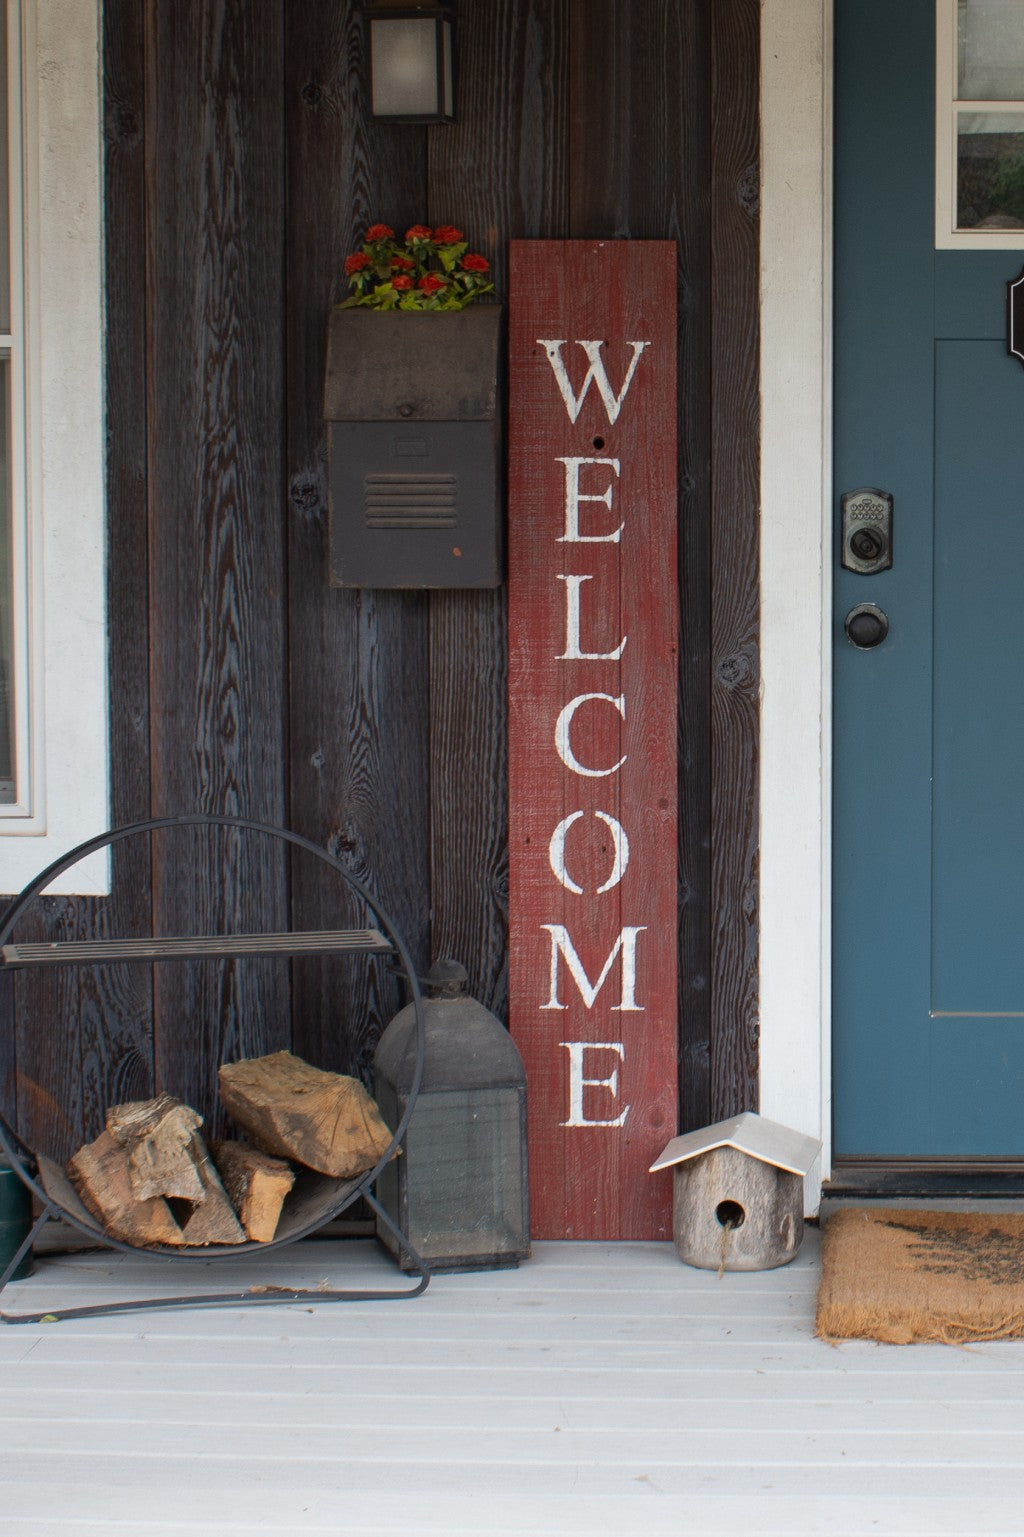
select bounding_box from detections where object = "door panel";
[833,0,1024,1158]
[933,341,1024,1013]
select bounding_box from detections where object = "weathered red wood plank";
[508,240,678,1240]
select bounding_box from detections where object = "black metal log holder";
[0,814,431,1323]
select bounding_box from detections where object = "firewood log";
[210,1140,295,1242]
[106,1093,205,1202]
[67,1130,185,1247]
[218,1051,394,1178]
[175,1133,247,1246]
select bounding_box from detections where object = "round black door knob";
[845,603,889,649]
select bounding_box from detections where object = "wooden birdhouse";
[649,1113,821,1272]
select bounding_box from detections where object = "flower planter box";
[323,306,504,589]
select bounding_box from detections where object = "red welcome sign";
[508,240,679,1241]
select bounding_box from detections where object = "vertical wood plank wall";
[0,0,759,1167]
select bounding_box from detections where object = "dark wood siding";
[0,0,759,1164]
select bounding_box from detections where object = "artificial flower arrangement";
[341,222,495,311]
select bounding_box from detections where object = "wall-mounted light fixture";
[365,5,456,124]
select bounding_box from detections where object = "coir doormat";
[816,1207,1024,1344]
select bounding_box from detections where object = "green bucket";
[0,1156,34,1280]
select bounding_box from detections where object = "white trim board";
[758,0,833,1207]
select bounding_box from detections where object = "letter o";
[549,810,630,894]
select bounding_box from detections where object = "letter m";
[539,924,646,1011]
[537,340,650,425]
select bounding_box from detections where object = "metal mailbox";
[323,306,504,589]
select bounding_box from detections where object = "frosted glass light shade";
[368,9,455,123]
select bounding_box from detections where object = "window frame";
[0,0,30,816]
[0,0,109,895]
[936,0,1024,248]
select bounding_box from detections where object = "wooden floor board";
[2,1497,1022,1537]
[8,1389,1024,1432]
[12,1422,1024,1469]
[5,1231,1024,1536]
[12,1362,1024,1405]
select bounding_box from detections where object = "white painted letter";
[537,340,650,425]
[557,575,627,661]
[560,1042,630,1128]
[554,693,627,778]
[540,924,646,1011]
[549,810,630,895]
[555,456,622,543]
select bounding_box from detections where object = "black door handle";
[844,604,889,649]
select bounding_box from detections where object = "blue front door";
[833,0,1024,1158]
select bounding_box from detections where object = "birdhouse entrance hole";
[715,1199,746,1230]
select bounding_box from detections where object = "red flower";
[339,221,495,310]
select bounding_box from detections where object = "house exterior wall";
[0,0,767,1189]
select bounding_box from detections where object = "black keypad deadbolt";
[841,488,893,575]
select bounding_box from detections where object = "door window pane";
[957,109,1024,227]
[959,0,1024,100]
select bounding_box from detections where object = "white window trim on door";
[0,0,108,895]
[759,0,833,1206]
[935,0,1024,248]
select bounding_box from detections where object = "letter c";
[554,693,627,778]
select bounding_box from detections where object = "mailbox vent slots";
[364,472,458,530]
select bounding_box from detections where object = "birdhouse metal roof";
[649,1112,821,1178]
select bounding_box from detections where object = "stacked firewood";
[65,1051,394,1248]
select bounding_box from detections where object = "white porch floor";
[2,1228,1024,1537]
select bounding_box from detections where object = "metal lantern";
[374,959,529,1271]
[365,5,455,124]
[0,1156,33,1281]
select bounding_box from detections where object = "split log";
[175,1134,247,1246]
[67,1130,185,1247]
[106,1093,205,1202]
[210,1140,295,1242]
[219,1051,395,1178]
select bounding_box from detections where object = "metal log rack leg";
[0,814,432,1323]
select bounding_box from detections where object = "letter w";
[537,340,650,425]
[540,923,646,1011]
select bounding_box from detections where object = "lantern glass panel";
[370,17,441,119]
[404,1088,525,1262]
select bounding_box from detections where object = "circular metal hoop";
[0,814,425,1261]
